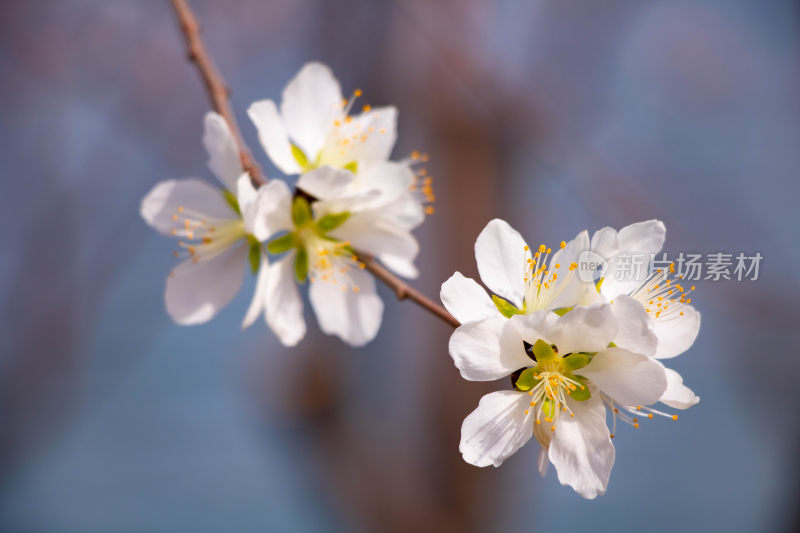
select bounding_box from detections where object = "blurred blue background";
[1,1,798,531]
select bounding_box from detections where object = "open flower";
[245,167,398,347]
[589,221,701,359]
[247,62,430,276]
[140,112,273,325]
[443,218,700,498]
[451,305,672,499]
[585,221,701,410]
[440,218,593,324]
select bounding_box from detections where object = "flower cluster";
[141,63,430,346]
[142,58,702,499]
[441,219,700,498]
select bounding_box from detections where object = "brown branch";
[359,255,460,328]
[168,0,458,330]
[169,0,265,186]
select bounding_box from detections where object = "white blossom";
[140,113,274,325]
[440,219,593,324]
[245,168,410,347]
[453,305,670,498]
[248,62,430,277]
[443,218,700,498]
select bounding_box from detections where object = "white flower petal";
[164,242,246,325]
[351,161,414,208]
[247,99,302,175]
[329,211,419,278]
[546,305,618,355]
[508,310,558,345]
[599,254,651,300]
[313,192,382,219]
[594,220,666,300]
[448,317,531,381]
[533,412,554,450]
[140,178,235,236]
[659,368,700,409]
[546,230,592,310]
[610,295,657,356]
[354,107,397,168]
[578,348,667,406]
[380,195,425,230]
[249,179,294,242]
[296,166,356,201]
[653,305,701,359]
[236,172,258,208]
[377,255,419,279]
[591,220,666,259]
[440,272,498,325]
[320,106,397,170]
[281,62,343,160]
[265,253,306,347]
[203,112,243,192]
[589,226,619,259]
[617,219,666,256]
[474,219,528,308]
[309,266,383,346]
[242,251,270,330]
[460,391,533,467]
[538,447,549,477]
[548,395,614,499]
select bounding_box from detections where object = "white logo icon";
[577,250,607,283]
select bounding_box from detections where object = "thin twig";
[169,0,265,186]
[168,0,458,329]
[359,254,460,328]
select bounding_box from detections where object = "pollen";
[630,263,698,323]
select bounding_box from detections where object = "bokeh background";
[1,1,799,531]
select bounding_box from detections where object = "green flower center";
[291,143,358,175]
[266,196,361,288]
[511,339,595,432]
